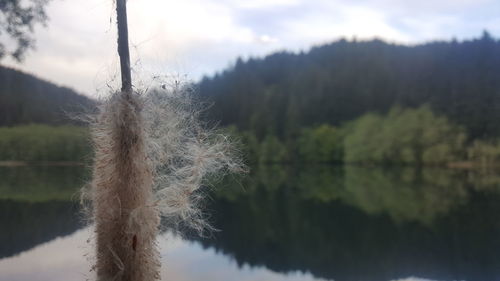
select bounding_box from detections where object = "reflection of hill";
[0,166,87,257]
[198,166,500,281]
[0,200,83,258]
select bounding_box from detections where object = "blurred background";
[1,0,500,280]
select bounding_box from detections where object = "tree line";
[2,33,500,166]
[199,32,500,142]
[232,105,500,166]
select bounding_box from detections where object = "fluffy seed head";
[82,78,244,280]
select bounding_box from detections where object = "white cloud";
[281,5,411,48]
[3,0,117,94]
[231,0,302,9]
[2,0,498,96]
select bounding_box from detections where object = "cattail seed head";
[84,80,244,280]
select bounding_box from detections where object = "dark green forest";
[0,66,94,126]
[200,32,500,139]
[2,33,500,165]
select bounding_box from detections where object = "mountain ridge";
[0,65,95,126]
[199,32,500,140]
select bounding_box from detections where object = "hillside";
[2,33,500,165]
[0,66,95,126]
[199,32,500,141]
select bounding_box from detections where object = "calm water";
[1,165,500,281]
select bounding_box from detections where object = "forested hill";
[199,32,500,140]
[0,66,94,126]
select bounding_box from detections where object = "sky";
[3,0,500,96]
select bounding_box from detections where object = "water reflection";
[0,165,88,202]
[0,200,81,258]
[1,165,500,281]
[201,165,500,281]
[0,165,86,259]
[0,227,326,281]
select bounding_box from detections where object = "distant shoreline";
[0,161,84,167]
[0,160,496,171]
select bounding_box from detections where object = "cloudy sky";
[3,0,500,96]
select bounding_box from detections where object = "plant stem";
[116,0,132,94]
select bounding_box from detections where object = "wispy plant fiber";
[90,90,160,281]
[144,82,243,233]
[85,81,243,281]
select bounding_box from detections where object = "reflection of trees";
[0,200,82,258]
[202,166,500,281]
[342,167,469,225]
[0,166,87,201]
[236,165,477,225]
[295,165,500,225]
[3,165,500,280]
[0,166,86,258]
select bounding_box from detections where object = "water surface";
[1,165,500,281]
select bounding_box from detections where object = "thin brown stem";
[116,0,132,94]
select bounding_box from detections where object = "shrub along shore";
[1,105,499,168]
[235,105,500,168]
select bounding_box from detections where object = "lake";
[1,165,500,281]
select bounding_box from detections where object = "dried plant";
[89,90,160,281]
[84,81,243,281]
[144,82,244,233]
[83,2,243,279]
